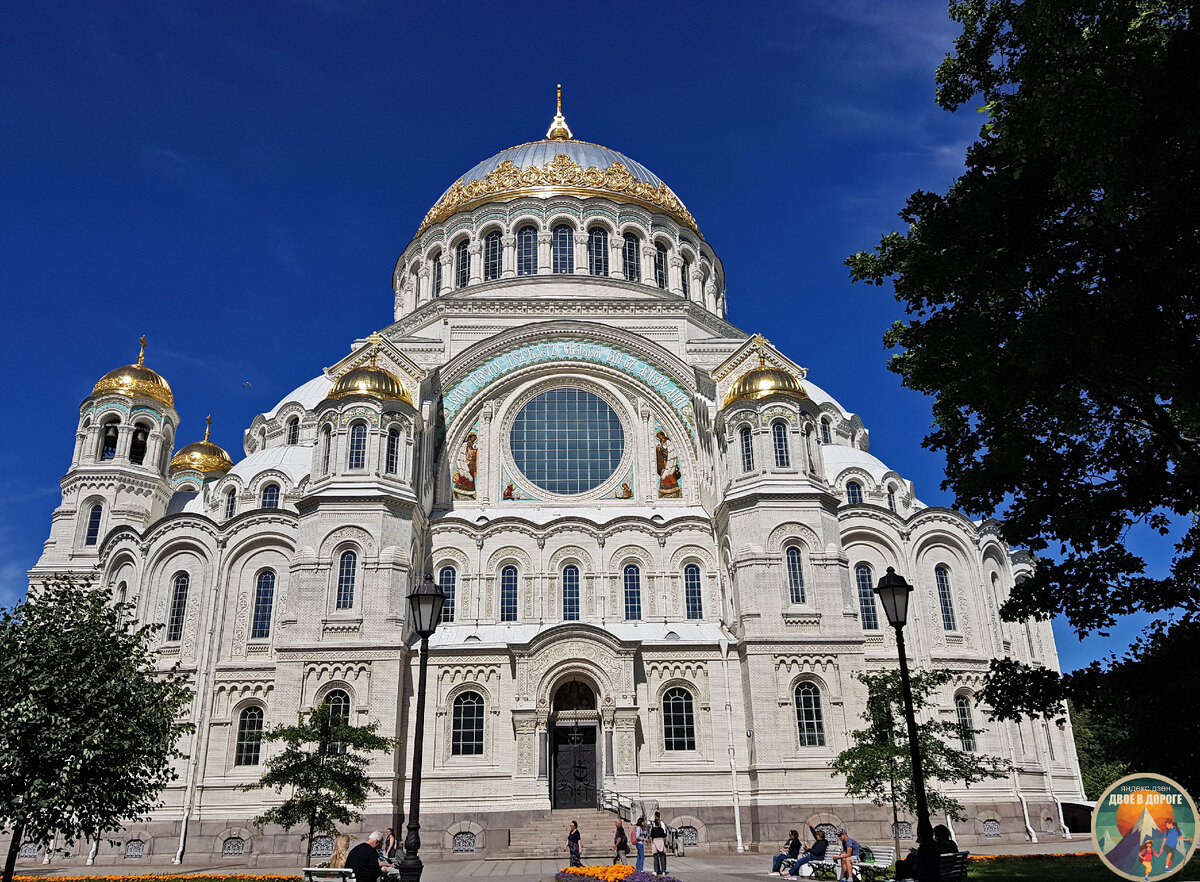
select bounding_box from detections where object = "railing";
[597,787,637,821]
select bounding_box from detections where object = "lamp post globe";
[397,573,446,882]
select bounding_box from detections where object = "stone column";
[501,233,516,278]
[115,425,134,462]
[602,707,616,781]
[609,235,625,280]
[439,253,453,296]
[574,231,589,274]
[642,245,656,287]
[468,241,483,284]
[538,231,552,273]
[690,268,703,303]
[705,277,718,313]
[416,267,430,305]
[669,256,684,297]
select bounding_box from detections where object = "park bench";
[781,844,894,879]
[895,849,971,881]
[303,868,354,882]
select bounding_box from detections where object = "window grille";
[347,423,367,470]
[251,571,274,639]
[815,824,838,844]
[936,566,957,630]
[552,224,574,274]
[846,481,863,505]
[455,241,469,288]
[772,422,790,468]
[85,504,103,545]
[452,832,477,853]
[855,564,879,630]
[166,573,189,641]
[562,564,580,621]
[439,566,456,623]
[500,565,518,621]
[483,230,502,280]
[311,836,334,858]
[892,822,913,840]
[679,826,699,846]
[654,243,668,288]
[983,819,1001,838]
[222,836,246,856]
[260,483,280,509]
[955,696,977,752]
[517,226,537,275]
[235,707,264,766]
[662,687,696,750]
[336,551,356,609]
[684,564,702,620]
[623,564,642,620]
[795,682,826,746]
[740,427,754,473]
[622,233,641,281]
[18,844,39,858]
[786,547,806,604]
[386,428,399,474]
[452,691,484,755]
[587,227,608,276]
[124,840,145,858]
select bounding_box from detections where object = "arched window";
[430,250,443,296]
[654,242,668,289]
[129,423,149,465]
[552,224,574,274]
[324,689,350,755]
[516,225,537,276]
[251,570,275,639]
[785,547,806,604]
[166,572,189,642]
[623,564,642,620]
[454,240,470,288]
[855,564,879,630]
[336,551,356,609]
[322,425,332,474]
[84,504,103,546]
[845,480,863,505]
[452,691,485,755]
[681,258,690,298]
[115,580,127,608]
[820,417,832,445]
[887,485,897,512]
[562,564,580,621]
[935,565,957,630]
[622,233,641,281]
[662,687,696,751]
[260,483,280,509]
[956,696,977,752]
[439,566,456,624]
[483,230,502,281]
[385,427,400,474]
[99,418,120,460]
[500,565,518,622]
[772,422,790,468]
[224,488,237,520]
[740,426,754,473]
[684,563,702,620]
[235,706,264,765]
[286,417,299,445]
[587,227,609,276]
[347,422,367,470]
[795,682,826,746]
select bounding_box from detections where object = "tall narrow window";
[455,240,470,288]
[224,489,237,520]
[431,251,443,296]
[552,224,574,274]
[260,483,280,509]
[251,570,275,639]
[623,564,642,620]
[439,566,456,623]
[846,481,863,505]
[129,424,149,465]
[336,551,356,609]
[622,233,641,281]
[587,227,609,276]
[85,504,103,546]
[740,427,754,473]
[855,564,879,629]
[935,565,957,630]
[956,696,977,752]
[680,259,690,298]
[452,691,484,755]
[100,420,119,460]
[654,243,668,288]
[562,564,580,621]
[820,418,832,445]
[483,230,502,281]
[795,682,826,746]
[662,687,696,751]
[347,422,367,470]
[324,689,350,755]
[500,565,518,622]
[786,547,806,604]
[235,707,264,766]
[322,426,332,474]
[684,563,702,620]
[166,573,189,641]
[384,427,400,474]
[286,417,299,445]
[772,422,790,468]
[517,225,537,276]
[887,486,897,512]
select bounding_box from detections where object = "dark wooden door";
[552,725,597,809]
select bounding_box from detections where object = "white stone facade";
[18,128,1085,868]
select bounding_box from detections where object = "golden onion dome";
[723,336,809,408]
[326,338,412,404]
[92,336,174,408]
[170,415,234,475]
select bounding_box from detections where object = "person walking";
[565,820,583,867]
[613,819,629,864]
[650,811,668,875]
[632,816,647,872]
[771,829,802,874]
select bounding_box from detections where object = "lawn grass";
[967,852,1197,881]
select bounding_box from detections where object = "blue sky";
[0,1,1160,670]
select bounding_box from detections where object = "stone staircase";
[499,808,623,860]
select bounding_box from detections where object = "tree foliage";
[0,578,193,882]
[831,670,1007,822]
[243,702,394,865]
[846,1,1200,711]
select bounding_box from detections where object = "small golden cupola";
[723,334,809,408]
[92,335,174,408]
[170,415,234,476]
[326,334,412,405]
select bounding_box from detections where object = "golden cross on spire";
[546,83,573,141]
[557,83,562,115]
[137,334,147,367]
[366,331,383,368]
[203,414,212,442]
[754,333,772,368]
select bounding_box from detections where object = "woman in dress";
[566,820,583,867]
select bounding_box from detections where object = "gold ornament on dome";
[417,155,701,238]
[723,334,809,408]
[170,415,233,475]
[92,334,174,408]
[326,337,412,405]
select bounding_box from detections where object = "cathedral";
[20,95,1085,867]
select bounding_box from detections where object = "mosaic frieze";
[451,423,480,501]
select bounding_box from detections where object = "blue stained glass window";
[439,566,456,623]
[684,563,702,619]
[740,427,754,473]
[483,230,502,281]
[261,483,280,509]
[820,418,832,445]
[786,547,805,604]
[225,489,237,519]
[846,480,863,505]
[347,423,367,470]
[166,573,189,641]
[773,422,790,468]
[386,428,400,474]
[623,233,641,281]
[855,564,879,629]
[452,691,484,755]
[588,227,608,276]
[552,224,574,274]
[336,551,356,609]
[251,570,274,639]
[654,243,668,289]
[510,388,624,494]
[85,504,103,545]
[624,564,642,620]
[795,682,826,746]
[563,565,580,621]
[681,259,690,298]
[431,251,443,296]
[235,707,264,765]
[936,565,957,630]
[517,226,537,275]
[663,687,695,750]
[501,565,518,622]
[455,241,469,288]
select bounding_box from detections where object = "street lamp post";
[396,574,446,882]
[874,567,937,882]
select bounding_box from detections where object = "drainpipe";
[718,638,745,852]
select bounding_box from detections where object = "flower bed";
[555,866,682,882]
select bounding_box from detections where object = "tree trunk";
[306,820,314,867]
[3,820,26,882]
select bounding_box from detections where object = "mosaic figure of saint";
[503,481,519,500]
[656,429,681,498]
[452,431,479,499]
[615,481,633,499]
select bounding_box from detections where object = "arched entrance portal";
[550,680,600,810]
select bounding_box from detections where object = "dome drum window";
[517,226,537,276]
[483,230,502,281]
[587,227,609,276]
[622,233,641,281]
[552,224,575,274]
[455,241,470,288]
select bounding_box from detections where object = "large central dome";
[417,96,699,237]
